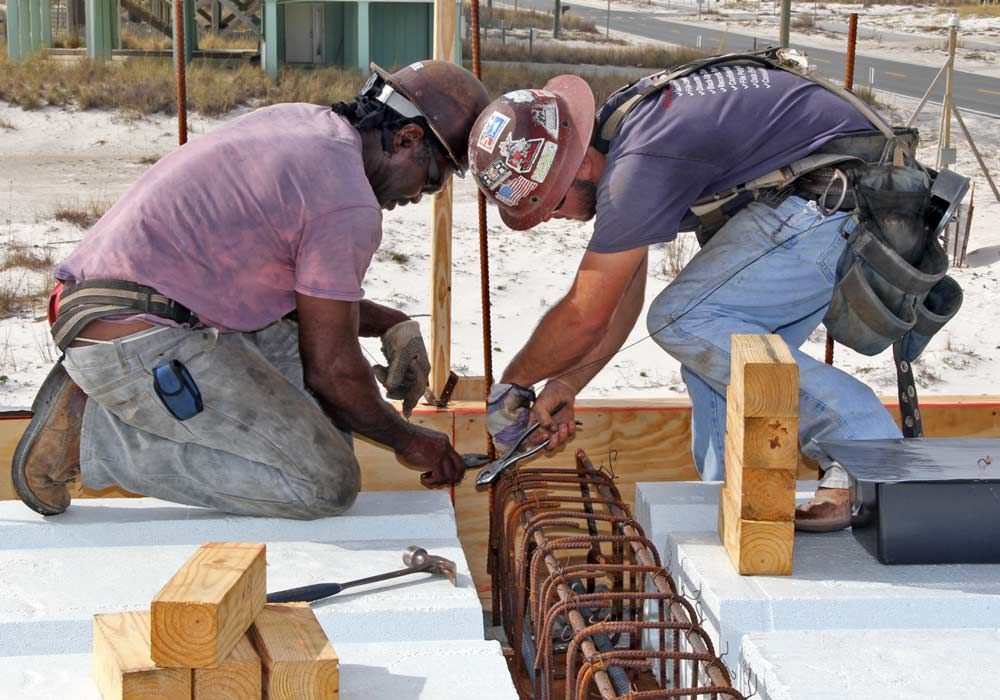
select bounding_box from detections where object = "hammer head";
[402,545,458,587]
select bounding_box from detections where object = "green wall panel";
[369,2,431,69]
[323,3,347,67]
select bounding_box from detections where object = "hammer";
[266,546,457,604]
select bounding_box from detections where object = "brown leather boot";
[11,363,86,515]
[795,487,852,533]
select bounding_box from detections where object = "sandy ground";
[0,56,998,409]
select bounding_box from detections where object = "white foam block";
[0,641,520,700]
[0,539,483,656]
[0,492,456,549]
[740,628,1000,700]
[637,481,1000,669]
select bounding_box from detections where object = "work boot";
[794,487,852,533]
[11,363,86,515]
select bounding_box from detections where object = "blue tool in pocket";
[153,360,203,421]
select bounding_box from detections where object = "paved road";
[500,0,1000,117]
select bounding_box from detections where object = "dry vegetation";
[52,199,114,229]
[471,40,708,68]
[469,4,599,35]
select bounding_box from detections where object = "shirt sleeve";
[294,205,383,301]
[588,152,721,253]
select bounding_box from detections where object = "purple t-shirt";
[589,67,873,253]
[56,104,382,331]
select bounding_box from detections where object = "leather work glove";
[373,319,431,418]
[486,383,536,455]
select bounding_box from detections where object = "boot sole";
[794,515,852,533]
[11,363,76,516]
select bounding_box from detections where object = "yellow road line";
[885,71,907,79]
[978,87,1000,97]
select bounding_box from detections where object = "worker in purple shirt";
[471,58,904,533]
[13,61,490,519]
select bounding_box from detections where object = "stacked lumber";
[92,542,339,700]
[719,335,799,576]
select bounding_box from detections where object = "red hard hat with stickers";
[468,76,595,230]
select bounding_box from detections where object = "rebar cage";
[488,449,745,700]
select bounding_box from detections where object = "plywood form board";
[729,334,799,417]
[93,611,191,700]
[151,542,266,669]
[250,603,339,700]
[354,410,455,491]
[193,633,261,699]
[720,484,794,576]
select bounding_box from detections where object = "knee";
[291,455,361,519]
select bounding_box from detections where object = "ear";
[577,146,604,184]
[392,123,426,153]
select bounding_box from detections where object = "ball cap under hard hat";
[467,75,596,230]
[370,61,491,176]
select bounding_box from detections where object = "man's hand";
[486,383,535,454]
[373,319,430,417]
[531,379,577,450]
[395,424,466,488]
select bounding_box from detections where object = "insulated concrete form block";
[739,629,1000,700]
[644,482,1000,668]
[0,491,457,549]
[0,641,519,699]
[0,539,481,655]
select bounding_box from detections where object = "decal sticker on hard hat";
[409,61,425,71]
[530,89,556,98]
[477,111,511,154]
[505,90,534,104]
[480,159,513,190]
[499,134,544,174]
[495,176,538,206]
[531,102,560,140]
[530,141,558,184]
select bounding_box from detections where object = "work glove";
[486,383,535,455]
[373,319,431,418]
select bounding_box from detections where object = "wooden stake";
[93,611,192,700]
[151,542,266,669]
[250,603,339,700]
[429,0,458,401]
[193,633,262,699]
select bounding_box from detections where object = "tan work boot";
[795,487,852,533]
[11,363,86,515]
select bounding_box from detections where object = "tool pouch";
[823,163,964,359]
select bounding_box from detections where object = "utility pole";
[554,0,561,39]
[779,0,791,47]
[937,13,959,171]
[607,0,611,37]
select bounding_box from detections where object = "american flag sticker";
[495,176,538,206]
[477,111,510,154]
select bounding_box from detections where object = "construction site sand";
[0,83,998,408]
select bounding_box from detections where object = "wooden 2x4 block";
[193,633,262,699]
[93,611,191,700]
[151,542,266,669]
[251,603,339,700]
[721,334,799,575]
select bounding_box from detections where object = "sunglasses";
[421,145,446,196]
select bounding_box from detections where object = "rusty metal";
[488,450,745,699]
[174,0,187,146]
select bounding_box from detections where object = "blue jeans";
[647,196,902,488]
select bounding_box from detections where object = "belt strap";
[51,280,194,351]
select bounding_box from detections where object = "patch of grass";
[52,198,114,229]
[50,32,86,49]
[791,12,816,30]
[137,154,161,165]
[467,40,708,69]
[958,3,1000,18]
[0,271,51,317]
[0,117,15,130]
[198,33,259,51]
[853,84,887,111]
[1,245,55,272]
[120,32,173,51]
[468,3,599,34]
[478,62,628,104]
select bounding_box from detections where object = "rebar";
[489,450,745,699]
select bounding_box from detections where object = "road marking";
[671,28,681,34]
[812,57,831,64]
[978,87,1000,97]
[885,71,907,79]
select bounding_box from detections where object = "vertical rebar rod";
[470,0,496,458]
[825,11,859,367]
[174,0,188,146]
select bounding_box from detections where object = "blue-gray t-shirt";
[589,66,873,253]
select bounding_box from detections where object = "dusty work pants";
[647,195,902,489]
[63,320,361,519]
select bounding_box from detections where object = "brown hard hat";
[467,76,595,230]
[371,61,490,176]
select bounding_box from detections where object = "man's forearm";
[501,299,605,387]
[305,344,412,451]
[358,300,409,337]
[552,254,648,392]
